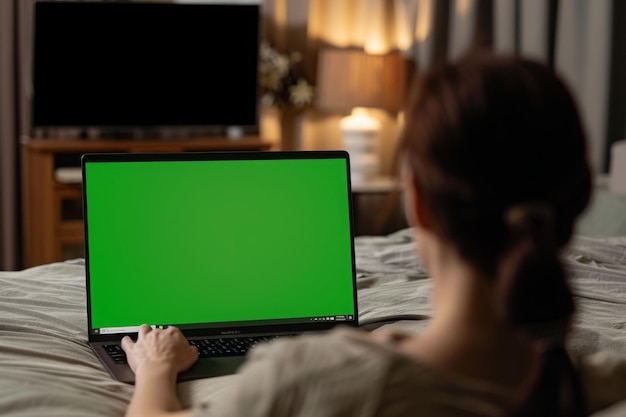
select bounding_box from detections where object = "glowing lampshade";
[317,48,406,183]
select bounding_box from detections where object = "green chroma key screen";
[85,157,355,330]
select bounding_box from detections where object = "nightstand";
[351,176,406,236]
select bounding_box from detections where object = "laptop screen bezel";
[82,150,359,343]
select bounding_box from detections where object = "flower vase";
[279,107,299,151]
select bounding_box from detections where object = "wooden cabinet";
[21,137,272,268]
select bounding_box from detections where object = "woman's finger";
[138,324,152,337]
[121,335,134,352]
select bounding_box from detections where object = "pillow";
[576,189,626,237]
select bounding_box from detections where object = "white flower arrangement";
[259,42,314,110]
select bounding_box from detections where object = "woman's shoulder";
[245,326,398,381]
[193,327,401,417]
[193,327,514,417]
[281,328,520,412]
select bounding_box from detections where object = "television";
[32,1,260,134]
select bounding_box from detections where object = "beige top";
[193,327,626,417]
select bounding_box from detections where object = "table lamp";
[317,48,406,183]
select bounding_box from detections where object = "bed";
[2,228,626,416]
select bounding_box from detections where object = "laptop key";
[111,355,127,364]
[188,335,296,358]
[103,335,298,363]
[103,345,128,364]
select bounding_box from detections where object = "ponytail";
[501,203,572,330]
[500,203,585,417]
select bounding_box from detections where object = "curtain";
[267,0,625,174]
[0,0,44,270]
[0,0,19,270]
[0,0,88,269]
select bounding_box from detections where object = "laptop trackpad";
[178,356,246,382]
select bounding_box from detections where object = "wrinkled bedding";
[1,229,625,416]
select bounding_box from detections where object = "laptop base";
[91,343,246,384]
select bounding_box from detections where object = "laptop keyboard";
[103,334,294,365]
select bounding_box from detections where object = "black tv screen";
[33,1,260,130]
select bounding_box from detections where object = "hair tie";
[506,202,554,225]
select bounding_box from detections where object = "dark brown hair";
[398,52,591,416]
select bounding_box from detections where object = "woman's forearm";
[125,362,191,417]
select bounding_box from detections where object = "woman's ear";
[404,170,435,231]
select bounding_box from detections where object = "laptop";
[81,150,358,383]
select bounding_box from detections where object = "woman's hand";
[121,324,198,376]
[122,325,197,417]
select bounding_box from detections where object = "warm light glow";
[457,0,471,15]
[308,0,353,48]
[340,107,381,131]
[415,0,432,42]
[274,0,287,27]
[395,0,413,50]
[363,0,391,54]
[308,0,404,53]
[364,39,388,55]
[397,110,405,129]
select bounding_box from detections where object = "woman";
[121,54,626,417]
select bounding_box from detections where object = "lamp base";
[349,153,379,183]
[340,107,381,184]
[342,130,379,184]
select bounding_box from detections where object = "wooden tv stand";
[21,137,272,268]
